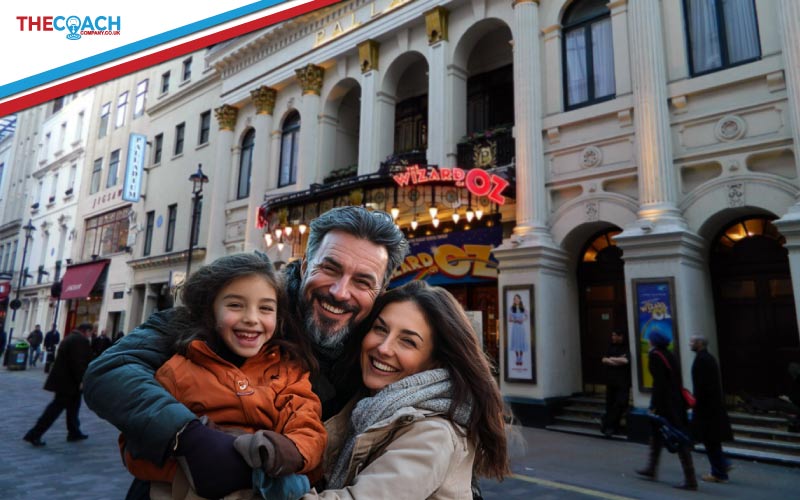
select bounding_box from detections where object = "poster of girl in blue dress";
[635,279,677,389]
[505,285,535,382]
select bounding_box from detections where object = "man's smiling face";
[300,230,389,350]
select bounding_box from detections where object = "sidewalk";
[1,364,797,499]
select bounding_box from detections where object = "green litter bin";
[7,341,29,371]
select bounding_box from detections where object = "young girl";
[304,280,509,499]
[121,253,326,499]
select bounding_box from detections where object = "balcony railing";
[456,128,515,169]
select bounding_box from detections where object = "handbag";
[652,350,696,409]
[648,414,691,453]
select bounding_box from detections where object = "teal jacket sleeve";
[83,310,196,465]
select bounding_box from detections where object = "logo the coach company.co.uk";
[16,16,122,40]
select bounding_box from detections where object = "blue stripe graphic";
[0,0,294,100]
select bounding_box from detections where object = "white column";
[245,111,273,252]
[511,0,551,243]
[208,105,237,259]
[542,24,562,116]
[427,40,449,167]
[608,0,631,96]
[358,70,380,174]
[447,64,468,167]
[628,0,682,225]
[317,113,339,183]
[297,93,321,188]
[375,91,396,166]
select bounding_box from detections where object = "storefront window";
[82,207,130,260]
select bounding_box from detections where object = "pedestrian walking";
[44,327,60,371]
[635,328,697,491]
[26,324,44,367]
[91,329,112,358]
[601,330,631,437]
[690,334,733,483]
[23,323,94,447]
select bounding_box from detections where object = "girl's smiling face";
[360,300,437,392]
[213,274,278,358]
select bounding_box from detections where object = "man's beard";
[302,291,360,351]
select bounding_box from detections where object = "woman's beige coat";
[303,402,476,499]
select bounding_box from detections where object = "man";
[91,328,112,358]
[43,327,61,373]
[600,330,631,437]
[23,323,94,446]
[26,324,44,367]
[690,334,733,483]
[83,207,408,497]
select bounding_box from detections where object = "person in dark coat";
[23,323,94,446]
[690,335,733,483]
[91,329,112,358]
[635,328,697,490]
[601,330,631,436]
[27,324,44,367]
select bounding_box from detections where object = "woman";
[635,328,697,491]
[508,294,528,366]
[304,280,510,498]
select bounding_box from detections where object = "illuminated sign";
[123,133,146,202]
[390,226,501,287]
[392,165,510,205]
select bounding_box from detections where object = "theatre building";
[194,0,798,430]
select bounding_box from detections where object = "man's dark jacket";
[45,329,92,398]
[690,349,733,443]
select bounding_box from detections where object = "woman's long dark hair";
[511,294,525,313]
[358,281,510,479]
[166,252,316,373]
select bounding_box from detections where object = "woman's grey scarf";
[327,368,472,489]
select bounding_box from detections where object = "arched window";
[684,0,760,76]
[279,111,300,187]
[237,129,254,199]
[562,0,615,110]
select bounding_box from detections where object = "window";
[49,173,59,200]
[198,110,211,145]
[0,163,4,192]
[165,204,177,252]
[82,207,131,260]
[684,0,760,76]
[279,112,300,187]
[107,149,121,188]
[134,79,148,118]
[238,129,255,199]
[98,102,111,138]
[74,111,84,142]
[161,71,170,94]
[153,133,163,164]
[116,91,129,128]
[37,180,44,205]
[143,210,155,256]
[394,95,428,153]
[52,97,64,114]
[90,157,103,194]
[466,65,514,135]
[59,122,67,151]
[562,0,615,109]
[41,132,51,161]
[174,123,185,156]
[191,199,202,246]
[67,164,77,192]
[182,57,192,81]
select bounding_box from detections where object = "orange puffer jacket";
[122,340,326,482]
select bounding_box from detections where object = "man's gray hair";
[306,206,409,286]
[690,334,708,347]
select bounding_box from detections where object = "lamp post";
[185,164,209,280]
[5,219,35,366]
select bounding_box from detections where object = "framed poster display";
[633,278,679,389]
[503,285,535,383]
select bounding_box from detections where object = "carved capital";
[295,64,325,96]
[358,40,380,73]
[251,86,277,115]
[425,7,449,44]
[512,0,540,7]
[214,104,239,131]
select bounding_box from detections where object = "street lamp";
[185,164,209,280]
[5,219,35,366]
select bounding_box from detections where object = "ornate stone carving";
[581,146,603,168]
[358,40,380,73]
[295,64,325,96]
[714,115,746,142]
[424,7,449,44]
[473,141,497,168]
[585,201,599,222]
[251,86,277,115]
[214,104,239,131]
[727,182,745,207]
